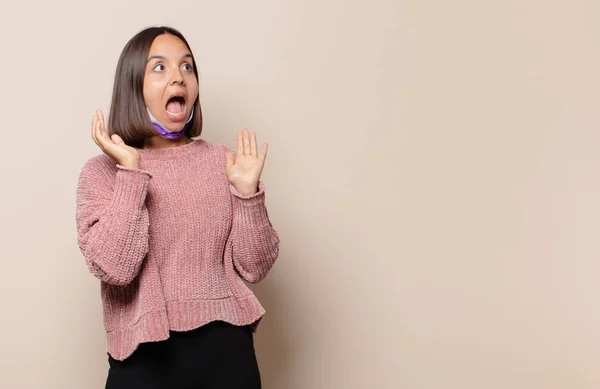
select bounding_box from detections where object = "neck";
[143,135,193,150]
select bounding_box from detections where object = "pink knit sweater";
[76,139,280,360]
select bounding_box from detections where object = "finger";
[94,127,107,149]
[92,118,103,149]
[97,115,111,142]
[237,132,243,156]
[259,142,268,160]
[243,128,250,155]
[96,111,109,141]
[97,110,105,133]
[94,112,102,137]
[250,131,257,157]
[91,115,97,142]
[95,115,112,148]
[94,114,104,144]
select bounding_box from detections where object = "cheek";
[189,82,200,101]
[143,81,163,108]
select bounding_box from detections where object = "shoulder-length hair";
[108,26,203,148]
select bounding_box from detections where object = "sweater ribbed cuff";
[113,166,152,210]
[116,164,153,178]
[230,181,270,226]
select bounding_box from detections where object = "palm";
[226,129,268,196]
[92,110,140,168]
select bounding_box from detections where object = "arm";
[76,158,152,286]
[229,181,280,283]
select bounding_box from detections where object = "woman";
[76,26,280,389]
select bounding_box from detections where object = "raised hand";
[91,110,140,169]
[226,129,268,196]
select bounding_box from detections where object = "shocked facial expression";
[143,34,199,131]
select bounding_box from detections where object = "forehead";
[148,34,191,58]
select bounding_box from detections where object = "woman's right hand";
[91,110,140,169]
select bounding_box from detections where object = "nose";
[170,68,184,85]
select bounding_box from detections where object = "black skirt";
[105,321,261,389]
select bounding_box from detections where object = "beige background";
[0,0,599,388]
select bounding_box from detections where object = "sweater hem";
[105,294,265,361]
[106,309,170,361]
[165,294,266,331]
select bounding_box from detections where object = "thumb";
[111,134,125,145]
[226,151,234,168]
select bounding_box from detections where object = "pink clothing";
[76,139,279,360]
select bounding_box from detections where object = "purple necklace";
[147,108,194,139]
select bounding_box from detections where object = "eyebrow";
[147,53,193,62]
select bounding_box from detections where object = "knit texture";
[76,139,280,360]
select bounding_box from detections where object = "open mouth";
[165,95,187,121]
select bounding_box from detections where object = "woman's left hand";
[226,129,268,196]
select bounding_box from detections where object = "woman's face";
[143,34,199,131]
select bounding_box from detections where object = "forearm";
[230,182,280,283]
[77,166,151,286]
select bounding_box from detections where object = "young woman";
[76,26,280,389]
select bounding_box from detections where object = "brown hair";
[108,26,203,148]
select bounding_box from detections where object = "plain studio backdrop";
[1,0,599,388]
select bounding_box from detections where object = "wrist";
[233,184,259,197]
[119,159,140,169]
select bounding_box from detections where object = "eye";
[153,64,165,71]
[183,63,193,72]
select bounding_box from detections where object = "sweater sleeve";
[228,181,280,284]
[76,158,152,286]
